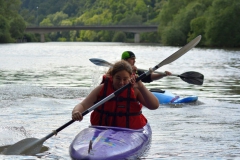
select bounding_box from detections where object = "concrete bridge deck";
[25,25,158,42]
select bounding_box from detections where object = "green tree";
[188,16,206,45]
[62,1,78,16]
[141,32,159,43]
[40,18,53,26]
[118,13,142,25]
[0,15,13,43]
[112,31,126,42]
[18,0,240,46]
[159,0,208,45]
[161,26,186,46]
[205,0,240,47]
[47,11,68,26]
[60,19,72,26]
[158,0,184,27]
[10,15,26,40]
[0,0,25,43]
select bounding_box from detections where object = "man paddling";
[121,51,172,83]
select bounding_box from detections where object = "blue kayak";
[69,123,151,160]
[150,89,198,104]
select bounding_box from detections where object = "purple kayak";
[69,123,152,160]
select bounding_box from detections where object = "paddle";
[3,35,201,156]
[172,71,204,85]
[89,59,204,85]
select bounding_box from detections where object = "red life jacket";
[90,77,147,129]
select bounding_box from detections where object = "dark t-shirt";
[137,69,152,83]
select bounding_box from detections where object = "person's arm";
[137,69,152,83]
[137,69,171,83]
[150,71,171,81]
[72,85,102,121]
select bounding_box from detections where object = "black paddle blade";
[178,71,204,85]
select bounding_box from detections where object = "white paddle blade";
[3,138,44,155]
[89,58,113,67]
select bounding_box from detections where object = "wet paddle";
[89,59,204,85]
[172,71,204,85]
[3,35,201,156]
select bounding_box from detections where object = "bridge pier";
[134,33,140,43]
[40,33,45,42]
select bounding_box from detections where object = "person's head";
[121,51,136,66]
[108,60,132,90]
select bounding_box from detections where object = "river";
[0,41,239,159]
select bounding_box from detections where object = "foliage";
[0,0,24,43]
[112,31,126,42]
[23,33,39,42]
[141,32,160,43]
[118,13,142,25]
[40,18,53,26]
[158,0,240,47]
[188,16,206,45]
[161,26,186,46]
[205,0,240,47]
[0,0,239,46]
[0,15,13,43]
[10,15,26,39]
[57,37,67,42]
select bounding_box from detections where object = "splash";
[0,126,31,146]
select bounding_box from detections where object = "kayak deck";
[69,123,152,160]
[150,89,198,104]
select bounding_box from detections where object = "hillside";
[0,0,239,47]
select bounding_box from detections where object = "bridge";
[25,25,158,43]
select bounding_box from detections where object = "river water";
[0,41,239,159]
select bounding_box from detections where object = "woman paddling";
[72,60,159,129]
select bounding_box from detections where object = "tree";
[16,0,240,46]
[0,0,24,43]
[159,1,208,45]
[47,11,68,26]
[0,15,13,43]
[40,18,53,26]
[205,0,240,47]
[188,16,206,45]
[118,13,142,25]
[161,26,186,46]
[10,15,26,40]
[112,31,126,42]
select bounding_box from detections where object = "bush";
[161,27,186,46]
[0,15,14,43]
[112,31,126,42]
[58,37,67,42]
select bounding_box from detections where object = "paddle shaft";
[44,35,201,141]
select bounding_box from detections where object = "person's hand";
[130,74,143,89]
[72,111,83,121]
[164,71,171,76]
